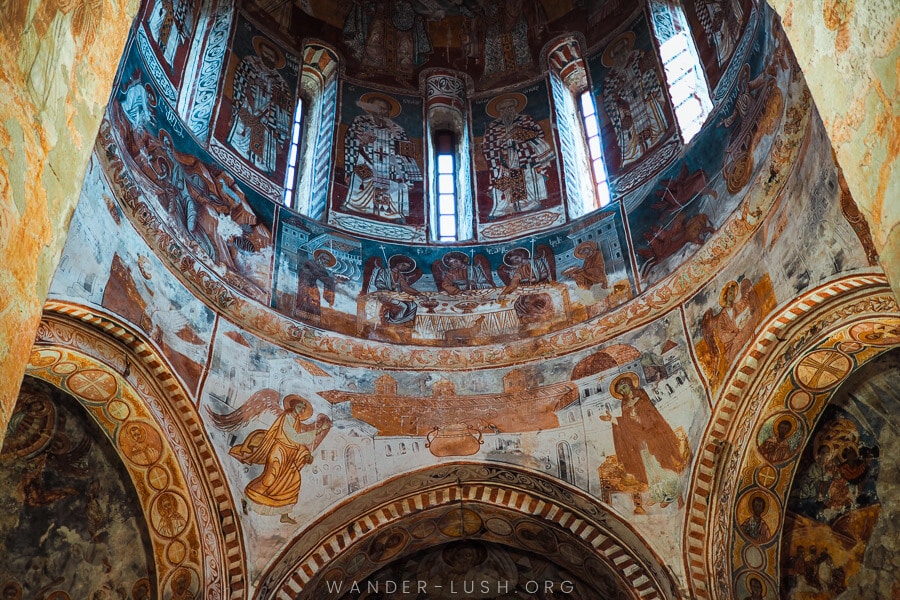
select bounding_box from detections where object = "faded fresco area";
[0,378,154,599]
[685,114,872,394]
[49,156,216,397]
[197,307,707,582]
[780,349,900,599]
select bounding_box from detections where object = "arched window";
[557,441,575,484]
[649,0,712,143]
[434,129,458,242]
[282,97,304,208]
[579,91,612,209]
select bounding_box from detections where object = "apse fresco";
[210,11,301,195]
[780,350,900,599]
[329,82,426,240]
[49,155,216,397]
[0,378,154,598]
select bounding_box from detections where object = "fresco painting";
[48,155,216,396]
[211,13,300,189]
[586,11,676,185]
[472,81,563,235]
[330,83,426,239]
[107,44,277,300]
[0,379,154,598]
[141,0,198,84]
[779,391,888,598]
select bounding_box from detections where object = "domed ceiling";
[14,0,896,598]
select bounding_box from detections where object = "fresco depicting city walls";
[0,378,154,599]
[194,304,708,585]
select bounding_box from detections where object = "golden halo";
[313,249,337,267]
[772,414,797,438]
[252,36,286,69]
[744,574,767,595]
[609,372,640,399]
[601,31,636,68]
[574,240,599,259]
[485,92,528,119]
[745,491,770,516]
[358,92,402,118]
[719,281,739,307]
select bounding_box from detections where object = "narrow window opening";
[651,0,712,144]
[579,92,611,210]
[434,129,458,242]
[282,97,304,208]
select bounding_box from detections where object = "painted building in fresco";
[1,0,899,599]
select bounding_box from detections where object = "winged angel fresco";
[207,389,331,523]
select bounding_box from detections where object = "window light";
[282,97,304,208]
[579,91,611,210]
[435,131,458,242]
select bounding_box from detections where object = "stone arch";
[682,273,900,599]
[256,462,680,599]
[30,302,248,599]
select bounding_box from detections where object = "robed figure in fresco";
[600,372,689,513]
[482,93,554,219]
[208,390,331,523]
[431,251,494,295]
[227,37,293,174]
[601,32,668,168]
[343,93,422,221]
[147,0,194,68]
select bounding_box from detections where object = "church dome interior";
[1,0,898,598]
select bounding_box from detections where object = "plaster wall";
[0,0,140,437]
[767,0,900,298]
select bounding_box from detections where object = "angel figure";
[207,390,331,523]
[362,254,423,326]
[431,251,493,296]
[701,277,763,381]
[497,245,556,323]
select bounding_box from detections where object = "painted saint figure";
[482,93,554,219]
[431,251,493,296]
[294,249,338,324]
[365,254,422,326]
[208,390,332,523]
[601,32,669,168]
[343,93,422,220]
[227,37,292,174]
[562,240,607,289]
[600,372,688,513]
[147,0,194,68]
[739,495,772,542]
[701,278,763,374]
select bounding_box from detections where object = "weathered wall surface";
[767,0,900,299]
[0,0,139,439]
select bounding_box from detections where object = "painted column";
[766,0,900,300]
[0,0,140,443]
